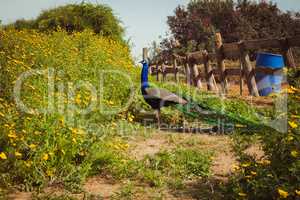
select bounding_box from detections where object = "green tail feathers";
[175,100,264,132]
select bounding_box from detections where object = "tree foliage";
[164,0,300,53]
[6,3,124,41]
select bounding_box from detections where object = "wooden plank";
[221,36,300,59]
[187,51,205,64]
[225,68,242,76]
[244,38,282,50]
[222,43,240,59]
[208,53,217,61]
[255,67,283,75]
[162,67,177,74]
[287,36,300,47]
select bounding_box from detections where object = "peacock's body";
[140,60,267,133]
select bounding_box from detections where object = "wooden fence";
[144,33,299,97]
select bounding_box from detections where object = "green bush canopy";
[7,3,124,41]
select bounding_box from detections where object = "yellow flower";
[235,124,246,128]
[291,86,298,91]
[108,100,114,106]
[15,152,22,157]
[287,135,294,142]
[267,174,273,178]
[238,192,247,197]
[8,131,17,139]
[278,188,289,198]
[128,117,134,122]
[0,152,7,160]
[29,144,37,150]
[291,115,300,119]
[0,112,4,117]
[59,117,65,126]
[289,121,298,129]
[291,150,299,158]
[42,153,49,161]
[24,161,32,168]
[232,164,240,171]
[241,163,250,168]
[296,190,300,196]
[46,169,54,177]
[262,160,271,165]
[288,88,295,94]
[250,171,257,176]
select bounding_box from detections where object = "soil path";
[7,132,252,200]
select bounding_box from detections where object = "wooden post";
[192,64,202,88]
[143,48,148,62]
[283,48,296,68]
[173,58,178,82]
[162,64,166,82]
[156,64,159,81]
[215,33,228,94]
[239,62,244,96]
[281,39,296,68]
[203,51,215,91]
[239,42,259,97]
[185,61,192,85]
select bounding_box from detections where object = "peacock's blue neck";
[141,62,150,92]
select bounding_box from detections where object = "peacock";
[140,60,188,127]
[140,60,266,133]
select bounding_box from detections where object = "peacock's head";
[139,60,148,65]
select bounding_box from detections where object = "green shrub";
[6,3,124,41]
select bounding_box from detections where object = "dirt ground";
[6,131,256,200]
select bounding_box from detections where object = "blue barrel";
[255,52,285,96]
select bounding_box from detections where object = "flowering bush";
[0,29,140,190]
[226,69,300,200]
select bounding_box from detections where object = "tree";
[164,0,300,53]
[7,3,124,41]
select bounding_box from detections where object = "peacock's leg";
[156,109,161,129]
